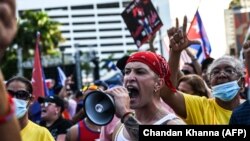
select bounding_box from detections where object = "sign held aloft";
[122,0,163,48]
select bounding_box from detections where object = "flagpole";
[187,0,202,34]
[194,0,210,59]
[36,32,41,60]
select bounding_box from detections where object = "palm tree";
[228,0,242,9]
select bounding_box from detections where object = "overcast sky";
[168,0,232,59]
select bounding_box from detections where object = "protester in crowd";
[59,76,77,120]
[184,48,202,76]
[71,84,98,124]
[38,95,73,141]
[201,57,215,87]
[181,62,197,75]
[0,72,21,141]
[6,76,54,141]
[46,78,56,96]
[160,16,245,124]
[99,116,120,141]
[177,74,211,98]
[0,0,22,140]
[73,90,84,114]
[104,51,186,140]
[65,86,101,141]
[94,80,109,91]
[229,40,250,125]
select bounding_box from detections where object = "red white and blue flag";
[187,11,211,63]
[30,33,50,123]
[31,33,49,100]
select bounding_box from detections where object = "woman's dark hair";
[6,76,33,94]
[201,57,214,71]
[183,62,197,74]
[177,74,209,98]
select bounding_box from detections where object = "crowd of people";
[1,0,250,141]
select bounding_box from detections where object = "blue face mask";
[13,98,28,119]
[212,80,240,101]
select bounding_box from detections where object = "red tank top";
[78,120,100,141]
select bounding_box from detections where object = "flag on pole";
[187,11,211,63]
[31,32,49,100]
[57,66,66,87]
[30,32,49,123]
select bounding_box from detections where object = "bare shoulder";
[166,118,186,125]
[65,124,78,141]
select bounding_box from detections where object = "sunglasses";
[41,102,56,107]
[8,90,31,100]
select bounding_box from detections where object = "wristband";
[0,95,15,124]
[121,111,134,123]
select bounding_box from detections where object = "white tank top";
[114,113,177,141]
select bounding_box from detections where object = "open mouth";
[127,86,139,99]
[41,109,47,113]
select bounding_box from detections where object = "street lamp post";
[59,47,65,71]
[17,46,23,76]
[74,44,82,90]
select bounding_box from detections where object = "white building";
[17,0,172,64]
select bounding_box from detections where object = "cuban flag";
[187,11,211,63]
[29,32,49,123]
[31,32,49,100]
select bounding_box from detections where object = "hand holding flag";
[167,16,200,53]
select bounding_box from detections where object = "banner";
[122,0,163,48]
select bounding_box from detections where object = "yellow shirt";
[21,120,55,141]
[183,94,232,125]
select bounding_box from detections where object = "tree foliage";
[1,10,65,79]
[229,0,242,9]
[12,10,65,57]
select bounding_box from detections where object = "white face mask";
[13,98,28,119]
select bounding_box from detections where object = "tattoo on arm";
[123,115,140,141]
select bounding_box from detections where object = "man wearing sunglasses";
[38,95,73,141]
[6,76,54,141]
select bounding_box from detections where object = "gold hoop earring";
[154,89,157,94]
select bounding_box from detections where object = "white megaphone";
[84,91,115,126]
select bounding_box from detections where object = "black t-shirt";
[40,116,73,140]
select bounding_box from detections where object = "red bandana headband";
[126,51,176,92]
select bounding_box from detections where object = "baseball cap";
[94,80,108,90]
[38,95,65,112]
